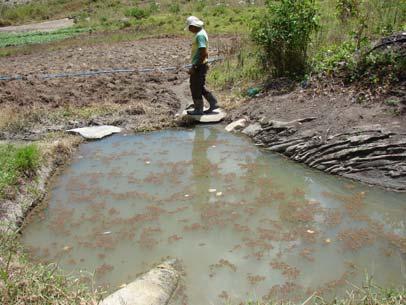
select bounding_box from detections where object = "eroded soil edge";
[227,82,406,191]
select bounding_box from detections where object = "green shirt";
[191,29,208,65]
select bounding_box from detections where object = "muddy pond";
[22,126,406,304]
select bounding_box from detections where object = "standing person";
[186,16,218,115]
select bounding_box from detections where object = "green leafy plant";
[312,40,358,76]
[312,33,404,86]
[252,0,319,77]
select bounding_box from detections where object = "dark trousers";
[190,64,217,112]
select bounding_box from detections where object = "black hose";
[0,57,223,82]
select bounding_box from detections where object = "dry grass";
[0,103,121,134]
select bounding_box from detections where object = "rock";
[260,117,317,130]
[67,125,121,139]
[242,123,262,137]
[225,118,247,132]
[400,99,406,115]
[181,108,226,123]
[101,259,180,305]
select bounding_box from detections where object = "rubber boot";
[187,98,204,115]
[203,91,219,114]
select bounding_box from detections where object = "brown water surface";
[22,126,406,304]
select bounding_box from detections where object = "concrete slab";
[181,108,226,123]
[101,259,180,305]
[67,125,121,139]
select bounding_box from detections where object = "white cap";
[185,16,204,30]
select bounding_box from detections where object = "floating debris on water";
[21,126,406,305]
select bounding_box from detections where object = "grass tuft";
[0,144,40,200]
[0,231,100,305]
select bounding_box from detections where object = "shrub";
[169,3,180,14]
[252,0,319,77]
[148,2,159,14]
[212,4,227,16]
[312,40,359,76]
[125,7,150,19]
[336,0,360,21]
[312,34,405,86]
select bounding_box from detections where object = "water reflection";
[192,127,218,207]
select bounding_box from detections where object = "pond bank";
[0,135,81,231]
[225,81,406,192]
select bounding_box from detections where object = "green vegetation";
[209,0,405,91]
[238,284,405,305]
[310,0,406,86]
[0,0,262,34]
[0,144,40,200]
[0,1,262,57]
[208,39,263,94]
[0,231,99,305]
[313,38,406,85]
[252,0,319,77]
[0,27,89,48]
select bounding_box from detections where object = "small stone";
[306,230,315,234]
[103,231,112,235]
[325,238,331,243]
[242,123,262,137]
[225,118,247,132]
[184,194,190,198]
[216,192,223,196]
[63,246,71,251]
[145,161,151,165]
[208,188,217,193]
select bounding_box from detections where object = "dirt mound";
[228,82,406,191]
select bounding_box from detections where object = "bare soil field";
[0,36,207,139]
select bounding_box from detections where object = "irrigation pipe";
[0,57,223,82]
